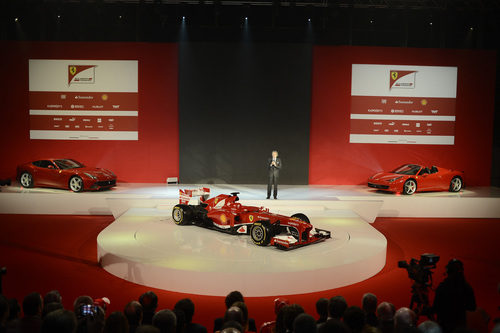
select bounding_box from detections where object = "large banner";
[29,59,138,140]
[350,64,457,145]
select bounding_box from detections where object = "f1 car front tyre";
[250,222,273,246]
[288,213,311,240]
[449,176,463,192]
[172,205,193,225]
[403,179,417,195]
[20,172,34,188]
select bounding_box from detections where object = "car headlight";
[387,176,403,182]
[84,172,97,180]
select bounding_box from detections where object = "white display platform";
[97,207,387,296]
[1,183,500,219]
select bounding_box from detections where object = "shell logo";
[214,198,218,205]
[421,99,428,106]
[249,215,254,222]
[220,214,228,225]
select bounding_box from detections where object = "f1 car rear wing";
[179,187,211,205]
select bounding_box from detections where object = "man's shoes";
[266,197,270,199]
[274,197,277,200]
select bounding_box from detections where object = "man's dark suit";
[267,157,282,199]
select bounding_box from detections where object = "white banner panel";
[350,64,458,145]
[29,59,138,140]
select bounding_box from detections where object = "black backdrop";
[179,42,312,184]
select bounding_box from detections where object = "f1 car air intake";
[172,188,331,250]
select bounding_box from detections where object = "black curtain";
[179,42,312,184]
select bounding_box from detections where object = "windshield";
[54,159,84,170]
[391,164,421,175]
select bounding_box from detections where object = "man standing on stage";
[267,150,282,199]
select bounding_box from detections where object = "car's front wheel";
[172,205,193,225]
[449,176,463,192]
[288,213,311,240]
[20,172,34,188]
[69,176,84,192]
[403,179,417,195]
[250,222,273,246]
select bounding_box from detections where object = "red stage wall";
[0,41,178,183]
[310,46,496,186]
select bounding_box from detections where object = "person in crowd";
[0,295,8,333]
[220,321,244,333]
[41,309,76,333]
[328,296,348,321]
[317,319,350,333]
[222,307,244,331]
[214,291,256,332]
[17,292,43,333]
[433,259,476,333]
[280,304,305,333]
[173,309,186,333]
[232,302,250,333]
[417,321,442,333]
[362,293,378,327]
[42,302,64,318]
[103,311,129,333]
[6,298,20,333]
[316,298,329,325]
[137,325,161,333]
[376,302,395,333]
[76,303,105,333]
[44,290,62,306]
[140,291,159,325]
[293,313,317,333]
[125,301,144,333]
[343,306,366,333]
[174,298,206,333]
[73,296,93,314]
[267,150,282,200]
[394,308,416,333]
[153,309,177,333]
[259,298,289,333]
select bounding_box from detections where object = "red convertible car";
[17,159,116,192]
[172,188,331,250]
[368,164,464,195]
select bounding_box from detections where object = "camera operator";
[433,259,476,333]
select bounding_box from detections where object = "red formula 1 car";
[17,158,116,192]
[172,188,331,250]
[368,164,464,195]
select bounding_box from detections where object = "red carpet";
[0,214,499,330]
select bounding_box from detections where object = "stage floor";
[1,183,500,297]
[1,183,500,219]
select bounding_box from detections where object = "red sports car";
[368,164,464,195]
[172,188,331,250]
[17,159,116,192]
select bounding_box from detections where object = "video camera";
[398,253,440,286]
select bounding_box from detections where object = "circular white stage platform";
[97,206,387,296]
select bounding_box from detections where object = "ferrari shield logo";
[391,71,398,80]
[249,215,254,222]
[69,66,77,75]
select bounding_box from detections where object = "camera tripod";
[408,281,435,320]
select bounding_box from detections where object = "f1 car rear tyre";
[172,205,193,225]
[403,179,417,195]
[20,172,34,188]
[449,176,463,192]
[69,176,84,192]
[250,222,273,246]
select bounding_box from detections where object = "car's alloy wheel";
[69,176,84,192]
[252,226,264,242]
[450,177,462,192]
[403,179,417,195]
[20,172,33,188]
